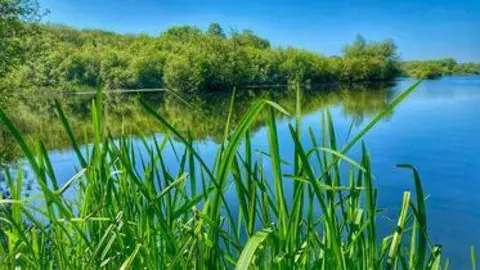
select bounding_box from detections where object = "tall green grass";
[0,81,473,269]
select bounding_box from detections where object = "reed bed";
[0,81,473,269]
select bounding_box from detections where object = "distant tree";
[233,30,270,49]
[344,35,398,61]
[439,58,457,70]
[0,0,42,75]
[206,22,225,38]
[343,34,367,58]
[375,38,398,60]
[163,25,202,40]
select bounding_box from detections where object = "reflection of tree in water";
[337,83,396,125]
[159,81,396,141]
[0,81,396,163]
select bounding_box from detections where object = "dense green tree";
[401,58,478,79]
[206,22,226,38]
[3,21,477,95]
[162,25,202,42]
[342,35,400,81]
[0,25,404,93]
[0,0,42,75]
[233,29,270,49]
[343,34,367,58]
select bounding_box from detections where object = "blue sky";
[39,0,480,62]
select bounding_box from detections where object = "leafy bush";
[2,23,407,93]
[401,58,480,79]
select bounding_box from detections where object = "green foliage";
[0,0,42,76]
[342,34,400,81]
[2,23,403,93]
[206,22,226,38]
[163,53,204,92]
[2,14,479,95]
[0,82,465,269]
[455,62,480,75]
[232,29,271,49]
[402,58,480,79]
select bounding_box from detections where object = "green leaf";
[236,228,273,270]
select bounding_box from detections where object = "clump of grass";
[0,81,469,269]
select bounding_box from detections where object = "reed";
[0,81,472,269]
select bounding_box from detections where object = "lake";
[1,76,479,268]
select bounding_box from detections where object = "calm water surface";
[3,76,480,267]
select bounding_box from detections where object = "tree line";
[1,0,479,95]
[401,58,480,79]
[2,22,402,93]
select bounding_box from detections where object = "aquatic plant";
[0,81,475,269]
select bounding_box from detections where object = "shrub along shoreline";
[2,23,479,96]
[2,24,401,94]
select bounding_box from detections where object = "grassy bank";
[0,81,474,269]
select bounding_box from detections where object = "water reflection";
[0,81,395,163]
[1,77,480,268]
